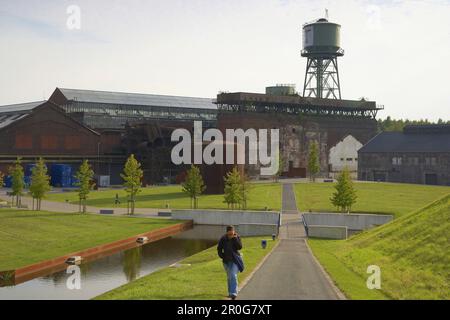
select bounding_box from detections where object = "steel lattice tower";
[301,18,344,99]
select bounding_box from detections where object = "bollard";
[261,239,267,249]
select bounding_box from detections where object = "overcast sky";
[0,0,449,120]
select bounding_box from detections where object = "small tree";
[240,172,252,210]
[181,165,205,209]
[273,150,284,183]
[308,141,320,182]
[330,167,357,213]
[224,166,242,210]
[121,154,143,215]
[9,157,24,207]
[0,171,4,188]
[74,160,95,213]
[29,158,51,211]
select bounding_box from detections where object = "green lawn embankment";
[308,194,450,300]
[96,237,278,300]
[0,210,179,270]
[295,182,450,217]
[45,183,282,211]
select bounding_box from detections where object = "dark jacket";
[217,234,243,265]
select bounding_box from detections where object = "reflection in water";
[0,225,224,300]
[122,246,142,282]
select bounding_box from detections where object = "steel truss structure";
[303,56,342,99]
[216,93,383,119]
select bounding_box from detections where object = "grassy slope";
[46,183,282,211]
[96,237,278,300]
[309,194,450,300]
[0,210,178,270]
[295,182,450,217]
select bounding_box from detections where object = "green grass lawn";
[96,237,278,300]
[295,182,450,217]
[45,183,282,211]
[308,194,450,300]
[0,210,179,270]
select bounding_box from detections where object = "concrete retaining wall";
[171,210,280,226]
[171,210,280,236]
[302,213,393,232]
[236,223,278,237]
[307,225,348,240]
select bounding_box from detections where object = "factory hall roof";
[0,100,47,114]
[359,126,450,153]
[0,101,47,129]
[53,88,217,110]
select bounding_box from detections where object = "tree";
[9,157,24,207]
[240,172,252,210]
[330,167,357,213]
[121,154,143,215]
[224,166,243,210]
[377,117,450,132]
[308,141,320,182]
[74,160,95,213]
[29,158,51,211]
[181,165,205,209]
[273,149,284,183]
[0,171,4,188]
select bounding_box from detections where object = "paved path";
[281,183,299,214]
[0,190,164,218]
[238,183,343,300]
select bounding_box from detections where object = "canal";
[0,225,225,300]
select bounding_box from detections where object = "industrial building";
[0,16,385,190]
[0,89,217,186]
[214,17,382,179]
[216,89,380,179]
[358,125,450,186]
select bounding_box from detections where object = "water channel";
[0,225,225,300]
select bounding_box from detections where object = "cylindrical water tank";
[302,18,342,56]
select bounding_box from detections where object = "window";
[392,157,402,165]
[346,158,353,161]
[425,157,437,166]
[15,135,32,149]
[409,157,419,165]
[64,136,81,150]
[40,135,58,150]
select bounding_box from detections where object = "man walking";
[217,225,243,300]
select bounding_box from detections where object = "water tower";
[301,17,344,99]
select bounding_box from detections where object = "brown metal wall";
[0,102,100,156]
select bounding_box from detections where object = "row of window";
[15,135,82,150]
[392,156,437,166]
[62,103,217,121]
[340,158,358,162]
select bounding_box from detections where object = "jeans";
[223,261,239,296]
